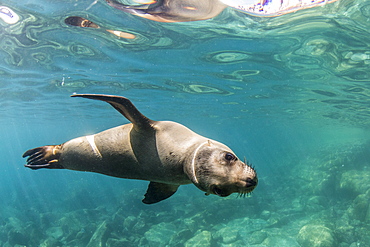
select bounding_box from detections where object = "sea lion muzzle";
[245,177,258,188]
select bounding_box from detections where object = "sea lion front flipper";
[142,182,179,204]
[71,94,153,131]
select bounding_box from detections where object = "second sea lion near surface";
[106,0,227,22]
[23,94,257,204]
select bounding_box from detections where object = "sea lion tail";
[22,145,64,170]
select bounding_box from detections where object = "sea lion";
[105,0,227,22]
[23,94,257,204]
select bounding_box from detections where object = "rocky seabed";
[2,142,370,247]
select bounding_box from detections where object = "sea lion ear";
[142,182,179,204]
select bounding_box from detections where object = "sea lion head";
[186,140,258,197]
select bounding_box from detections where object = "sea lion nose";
[245,177,257,187]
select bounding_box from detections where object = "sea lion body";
[58,121,208,184]
[23,94,257,204]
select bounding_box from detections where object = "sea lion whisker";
[237,191,249,198]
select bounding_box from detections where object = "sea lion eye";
[225,153,235,161]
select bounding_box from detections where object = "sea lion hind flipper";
[22,145,64,170]
[71,94,153,131]
[142,182,179,204]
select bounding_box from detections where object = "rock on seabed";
[144,222,177,246]
[185,230,212,247]
[297,224,336,247]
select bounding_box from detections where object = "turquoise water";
[1,0,370,246]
